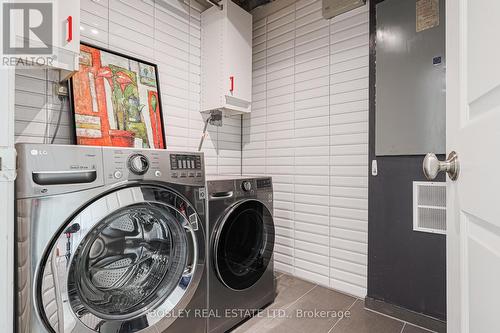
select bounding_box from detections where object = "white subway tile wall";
[14,0,242,176]
[14,0,368,298]
[243,0,368,297]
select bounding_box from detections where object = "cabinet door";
[53,0,80,71]
[224,0,252,104]
[4,0,80,72]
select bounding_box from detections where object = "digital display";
[170,154,202,170]
[257,178,272,189]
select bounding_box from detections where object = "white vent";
[413,182,446,234]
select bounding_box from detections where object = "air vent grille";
[413,182,446,234]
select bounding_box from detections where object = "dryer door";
[37,185,203,332]
[214,200,275,290]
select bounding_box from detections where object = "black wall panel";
[367,0,447,322]
[367,155,446,320]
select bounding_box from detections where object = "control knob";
[242,181,252,192]
[128,154,149,175]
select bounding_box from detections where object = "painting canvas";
[70,44,165,149]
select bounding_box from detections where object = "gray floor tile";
[232,274,317,333]
[262,285,357,333]
[231,313,276,333]
[330,300,404,333]
[271,273,316,310]
[403,323,435,333]
[231,274,421,333]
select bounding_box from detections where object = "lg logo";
[30,149,48,156]
[3,2,53,55]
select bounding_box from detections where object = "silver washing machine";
[206,176,276,333]
[15,144,208,333]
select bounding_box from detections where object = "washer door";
[38,185,202,332]
[214,200,275,290]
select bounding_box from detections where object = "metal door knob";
[423,151,460,181]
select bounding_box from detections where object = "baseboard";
[364,297,446,333]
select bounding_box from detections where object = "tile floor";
[231,273,436,333]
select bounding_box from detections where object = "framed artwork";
[70,43,165,149]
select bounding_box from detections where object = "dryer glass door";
[214,200,275,290]
[38,185,202,333]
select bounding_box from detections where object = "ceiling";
[195,0,273,12]
[232,0,273,11]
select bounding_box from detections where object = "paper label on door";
[416,0,439,32]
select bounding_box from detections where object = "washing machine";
[15,144,208,333]
[206,176,276,333]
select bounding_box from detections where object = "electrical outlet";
[54,83,69,97]
[208,110,223,127]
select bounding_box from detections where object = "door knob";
[423,151,460,181]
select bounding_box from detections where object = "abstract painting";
[70,43,165,149]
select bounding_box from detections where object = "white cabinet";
[201,0,252,115]
[6,0,80,76]
[53,0,81,74]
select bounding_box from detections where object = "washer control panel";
[103,148,205,185]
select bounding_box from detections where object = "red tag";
[67,16,73,42]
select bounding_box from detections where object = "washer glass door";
[38,185,201,332]
[214,200,275,290]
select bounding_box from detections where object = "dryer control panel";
[207,176,273,202]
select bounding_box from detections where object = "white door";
[433,0,500,332]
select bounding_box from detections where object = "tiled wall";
[14,0,242,176]
[244,0,369,297]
